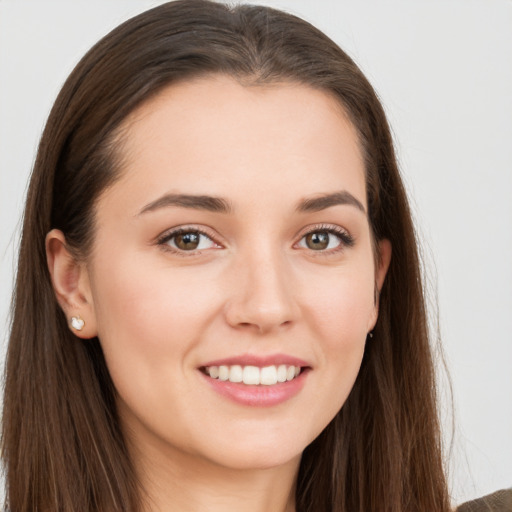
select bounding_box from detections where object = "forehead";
[106,75,367,213]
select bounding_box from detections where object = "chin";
[193,427,313,472]
[208,445,302,472]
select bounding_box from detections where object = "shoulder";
[456,488,512,512]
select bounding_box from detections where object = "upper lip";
[200,353,310,368]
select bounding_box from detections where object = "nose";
[224,248,299,335]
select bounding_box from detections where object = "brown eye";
[304,232,330,250]
[297,227,354,252]
[174,232,200,250]
[161,230,218,252]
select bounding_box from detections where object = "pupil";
[307,232,329,250]
[176,232,199,250]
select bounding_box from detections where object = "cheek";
[307,265,376,340]
[89,255,221,373]
[301,262,375,404]
[87,256,224,442]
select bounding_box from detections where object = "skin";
[47,76,391,512]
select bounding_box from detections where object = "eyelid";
[156,225,223,254]
[155,223,354,256]
[294,223,355,252]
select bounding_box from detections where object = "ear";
[45,229,97,339]
[368,238,392,331]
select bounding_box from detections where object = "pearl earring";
[71,315,85,331]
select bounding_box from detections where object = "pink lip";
[198,353,311,407]
[200,370,309,407]
[200,353,310,368]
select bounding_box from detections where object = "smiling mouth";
[201,364,304,386]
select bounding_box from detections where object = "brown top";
[457,489,512,512]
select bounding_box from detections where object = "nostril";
[223,290,299,333]
[233,320,294,335]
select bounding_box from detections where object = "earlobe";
[45,229,97,339]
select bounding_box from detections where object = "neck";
[132,436,300,512]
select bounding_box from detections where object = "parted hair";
[2,1,451,511]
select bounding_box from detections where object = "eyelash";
[157,226,219,256]
[156,224,355,256]
[296,224,355,254]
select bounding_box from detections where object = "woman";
[1,1,453,510]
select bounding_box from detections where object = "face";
[80,76,390,472]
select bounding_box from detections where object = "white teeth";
[277,364,287,382]
[243,366,260,385]
[229,365,243,383]
[260,365,278,385]
[218,365,229,381]
[205,364,302,385]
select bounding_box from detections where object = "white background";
[1,0,511,506]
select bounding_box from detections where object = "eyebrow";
[297,191,366,214]
[139,193,233,215]
[138,190,365,216]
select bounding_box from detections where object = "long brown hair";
[2,1,451,510]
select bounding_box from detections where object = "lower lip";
[200,370,309,407]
